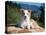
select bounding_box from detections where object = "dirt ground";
[6,19,44,34]
[6,26,44,34]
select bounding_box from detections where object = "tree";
[39,3,45,28]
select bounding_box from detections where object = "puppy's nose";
[24,16,26,19]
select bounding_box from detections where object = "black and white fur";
[20,9,32,30]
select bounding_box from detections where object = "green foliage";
[7,2,21,25]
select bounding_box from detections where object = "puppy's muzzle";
[24,16,26,20]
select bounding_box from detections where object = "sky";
[12,1,42,7]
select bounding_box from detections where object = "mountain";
[20,3,40,11]
[19,3,41,17]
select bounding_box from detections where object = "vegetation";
[6,1,21,25]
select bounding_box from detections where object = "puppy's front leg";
[27,25,30,29]
[27,20,31,30]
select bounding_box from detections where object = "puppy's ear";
[28,10,32,16]
[28,10,30,13]
[20,9,24,12]
[22,10,24,12]
[20,9,24,16]
[28,10,32,13]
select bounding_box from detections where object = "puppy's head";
[20,9,32,20]
[24,10,32,17]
